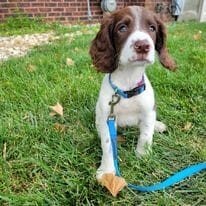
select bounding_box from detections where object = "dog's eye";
[149,25,156,32]
[118,24,127,32]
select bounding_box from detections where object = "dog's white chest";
[115,97,142,127]
[97,74,155,127]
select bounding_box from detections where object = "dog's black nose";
[134,40,150,54]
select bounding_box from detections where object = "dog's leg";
[136,111,156,157]
[95,106,115,180]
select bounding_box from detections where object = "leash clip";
[108,94,120,119]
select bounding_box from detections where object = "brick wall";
[0,0,172,23]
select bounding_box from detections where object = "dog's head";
[90,6,176,73]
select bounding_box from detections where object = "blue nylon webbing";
[108,74,145,98]
[107,118,121,176]
[107,118,206,192]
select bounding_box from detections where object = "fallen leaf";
[49,102,63,116]
[88,76,94,80]
[193,33,201,40]
[3,142,6,160]
[68,37,74,43]
[54,123,66,132]
[99,173,127,197]
[90,64,95,69]
[27,64,36,72]
[117,135,126,143]
[182,122,192,131]
[49,112,56,117]
[75,31,83,36]
[74,47,79,52]
[66,58,74,66]
[191,107,197,112]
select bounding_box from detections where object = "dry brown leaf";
[49,102,63,116]
[49,112,56,117]
[191,107,197,112]
[182,122,192,131]
[193,33,201,40]
[74,47,79,52]
[99,173,127,197]
[68,37,74,44]
[90,64,95,69]
[117,135,126,143]
[27,64,36,72]
[88,76,94,81]
[54,123,66,132]
[66,58,74,66]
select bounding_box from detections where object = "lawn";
[0,18,206,205]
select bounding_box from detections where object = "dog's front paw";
[135,143,151,158]
[96,165,115,180]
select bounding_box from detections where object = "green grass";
[0,14,90,36]
[0,20,206,205]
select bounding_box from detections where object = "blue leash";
[107,113,206,192]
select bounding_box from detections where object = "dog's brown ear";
[155,15,176,71]
[89,15,117,73]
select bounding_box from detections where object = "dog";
[89,6,176,180]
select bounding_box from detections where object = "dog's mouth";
[129,56,152,64]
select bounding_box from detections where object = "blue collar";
[108,74,146,98]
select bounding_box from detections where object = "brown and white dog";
[90,6,176,180]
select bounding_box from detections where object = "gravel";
[0,29,96,61]
[0,32,59,61]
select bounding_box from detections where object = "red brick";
[58,3,70,7]
[52,8,64,12]
[24,8,38,13]
[55,17,66,21]
[48,13,61,17]
[61,12,72,16]
[65,7,77,12]
[8,0,21,2]
[4,14,18,18]
[80,16,89,21]
[0,8,9,13]
[0,0,171,23]
[1,3,17,8]
[33,12,46,17]
[31,3,45,7]
[45,3,57,7]
[70,3,79,7]
[39,8,51,12]
[17,3,30,7]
